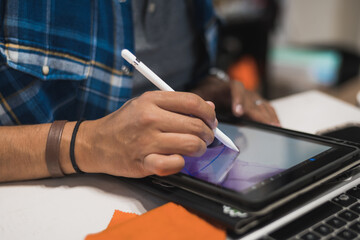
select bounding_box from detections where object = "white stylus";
[121,49,239,152]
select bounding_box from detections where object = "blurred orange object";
[85,202,226,240]
[228,56,259,91]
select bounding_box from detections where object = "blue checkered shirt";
[0,0,217,125]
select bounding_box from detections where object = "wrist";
[73,120,97,173]
[209,68,230,83]
[59,120,97,174]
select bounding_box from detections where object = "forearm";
[0,122,77,182]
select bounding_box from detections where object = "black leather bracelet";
[70,120,85,174]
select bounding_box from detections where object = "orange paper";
[86,202,226,240]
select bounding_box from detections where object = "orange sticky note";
[86,202,226,240]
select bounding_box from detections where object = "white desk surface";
[271,90,360,134]
[1,90,360,240]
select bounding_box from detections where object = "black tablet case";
[126,178,260,236]
[125,169,358,237]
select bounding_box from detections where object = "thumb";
[143,153,185,176]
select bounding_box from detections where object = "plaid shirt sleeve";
[0,0,134,125]
[0,0,216,125]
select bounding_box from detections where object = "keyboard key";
[270,202,342,239]
[337,229,357,239]
[338,210,359,222]
[326,217,346,228]
[349,221,360,233]
[350,203,360,214]
[300,232,320,240]
[327,237,341,240]
[314,224,333,236]
[347,187,360,199]
[332,194,357,207]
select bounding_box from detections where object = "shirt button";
[42,65,50,75]
[121,65,130,74]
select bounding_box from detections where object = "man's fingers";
[145,133,207,157]
[230,81,245,117]
[247,103,273,123]
[262,102,280,126]
[156,109,215,146]
[143,153,184,176]
[228,80,280,125]
[246,100,280,126]
[206,101,216,109]
[141,91,217,129]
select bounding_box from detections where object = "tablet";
[153,119,360,212]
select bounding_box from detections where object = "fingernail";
[234,104,244,116]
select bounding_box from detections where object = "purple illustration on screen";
[182,144,238,184]
[182,142,284,192]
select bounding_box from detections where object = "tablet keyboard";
[264,185,360,240]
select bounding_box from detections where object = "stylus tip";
[227,142,240,152]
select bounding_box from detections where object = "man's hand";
[0,91,216,182]
[229,80,280,126]
[76,91,217,178]
[191,75,280,126]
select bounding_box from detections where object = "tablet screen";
[181,123,333,193]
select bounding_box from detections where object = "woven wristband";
[45,120,68,177]
[70,120,85,174]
